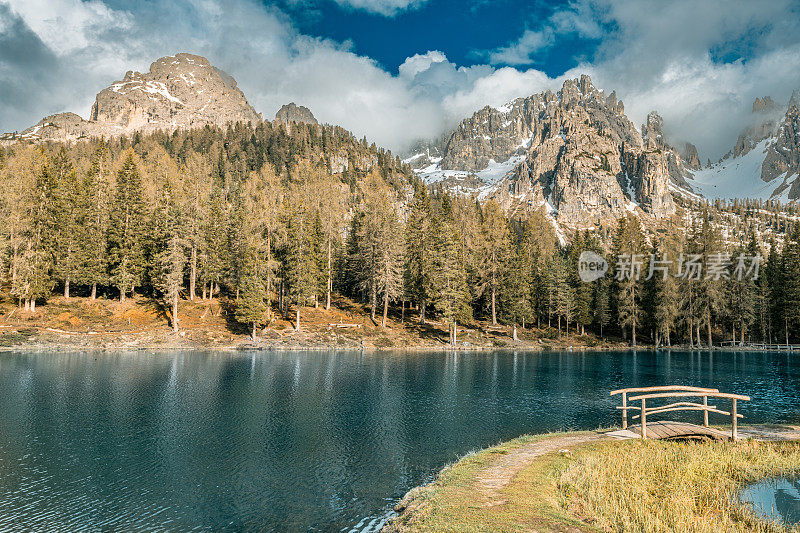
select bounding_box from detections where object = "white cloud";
[486,29,553,66]
[331,0,427,17]
[398,50,446,79]
[1,0,800,159]
[5,0,131,53]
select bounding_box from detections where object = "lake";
[0,349,797,531]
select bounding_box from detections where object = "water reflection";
[740,477,800,527]
[0,350,796,531]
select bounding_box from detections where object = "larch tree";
[182,153,212,301]
[79,141,112,299]
[360,173,404,328]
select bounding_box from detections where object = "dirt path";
[475,433,606,507]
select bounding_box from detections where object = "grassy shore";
[385,432,800,532]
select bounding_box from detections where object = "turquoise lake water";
[0,349,797,531]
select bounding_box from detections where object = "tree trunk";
[401,300,405,323]
[326,238,332,310]
[120,287,125,303]
[370,283,376,321]
[64,277,70,299]
[632,322,637,347]
[707,307,712,349]
[296,304,301,331]
[491,283,497,325]
[513,324,518,342]
[91,283,97,300]
[266,234,272,320]
[30,299,35,313]
[420,300,426,324]
[172,293,178,333]
[252,322,257,341]
[382,291,389,328]
[189,245,197,301]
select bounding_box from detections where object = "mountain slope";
[682,93,800,202]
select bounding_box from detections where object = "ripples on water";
[0,350,796,531]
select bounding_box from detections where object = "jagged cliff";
[414,75,677,228]
[7,53,261,143]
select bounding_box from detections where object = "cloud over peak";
[1,0,800,159]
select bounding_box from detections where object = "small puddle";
[739,477,800,528]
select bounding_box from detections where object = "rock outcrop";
[416,75,676,228]
[761,103,800,197]
[10,53,260,143]
[274,103,318,125]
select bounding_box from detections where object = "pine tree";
[48,147,81,299]
[284,201,318,330]
[404,181,434,323]
[235,259,267,340]
[152,179,186,333]
[612,215,646,346]
[475,201,510,325]
[781,226,800,343]
[430,200,470,345]
[107,152,147,302]
[593,276,611,338]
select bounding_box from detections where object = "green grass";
[386,432,598,532]
[386,433,800,533]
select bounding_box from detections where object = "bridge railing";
[610,386,751,440]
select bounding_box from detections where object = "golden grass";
[560,439,800,532]
[386,434,800,533]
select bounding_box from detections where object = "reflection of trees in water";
[774,478,800,525]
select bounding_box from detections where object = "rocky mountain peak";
[753,96,776,113]
[274,103,318,125]
[12,53,260,143]
[415,75,677,229]
[641,111,666,149]
[731,97,782,159]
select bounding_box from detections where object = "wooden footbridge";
[609,386,750,441]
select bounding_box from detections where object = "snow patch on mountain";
[416,154,525,191]
[683,140,783,201]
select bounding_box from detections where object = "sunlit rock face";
[415,75,677,228]
[14,53,261,143]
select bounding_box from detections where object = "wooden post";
[703,396,709,427]
[641,398,647,439]
[622,392,628,429]
[732,399,738,441]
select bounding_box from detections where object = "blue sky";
[2,0,800,157]
[275,0,595,76]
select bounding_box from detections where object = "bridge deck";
[608,420,731,441]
